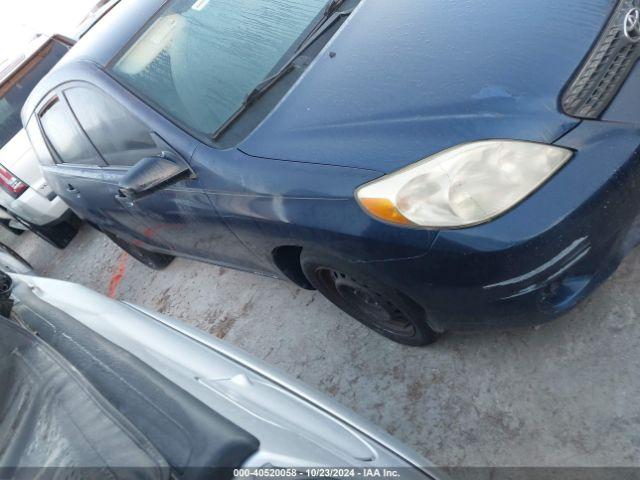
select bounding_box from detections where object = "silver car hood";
[10,273,440,477]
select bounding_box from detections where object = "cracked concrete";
[2,225,639,467]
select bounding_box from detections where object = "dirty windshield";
[111,0,327,137]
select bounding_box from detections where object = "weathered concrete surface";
[2,225,639,467]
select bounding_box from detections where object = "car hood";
[240,0,615,173]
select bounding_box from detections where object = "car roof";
[21,0,165,124]
[59,0,165,68]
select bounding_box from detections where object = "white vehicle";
[0,2,120,248]
[0,248,441,479]
[0,34,81,247]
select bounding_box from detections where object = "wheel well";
[272,246,314,290]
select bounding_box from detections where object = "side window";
[39,97,100,166]
[0,40,70,149]
[25,117,55,166]
[64,87,160,167]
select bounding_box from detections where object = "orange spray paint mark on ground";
[108,252,129,298]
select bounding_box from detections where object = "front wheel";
[104,232,175,270]
[300,251,439,346]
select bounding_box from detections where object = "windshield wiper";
[303,0,348,43]
[212,3,353,142]
[211,62,296,142]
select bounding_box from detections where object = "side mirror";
[117,154,191,200]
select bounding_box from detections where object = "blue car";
[21,0,640,345]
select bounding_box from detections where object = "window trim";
[38,95,60,118]
[35,80,161,170]
[62,82,161,169]
[36,92,106,168]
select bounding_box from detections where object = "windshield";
[110,0,328,139]
[0,41,68,148]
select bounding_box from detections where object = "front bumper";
[364,120,640,331]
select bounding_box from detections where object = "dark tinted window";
[0,41,69,148]
[39,98,99,165]
[110,0,327,137]
[64,87,160,167]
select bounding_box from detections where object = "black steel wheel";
[301,251,439,346]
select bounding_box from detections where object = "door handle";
[66,184,78,193]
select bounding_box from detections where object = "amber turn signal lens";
[358,198,413,226]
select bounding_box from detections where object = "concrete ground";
[2,225,639,467]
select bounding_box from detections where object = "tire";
[300,251,439,346]
[0,218,26,236]
[105,232,175,270]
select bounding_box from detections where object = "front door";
[34,93,161,248]
[54,81,261,270]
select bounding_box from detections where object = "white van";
[0,35,81,247]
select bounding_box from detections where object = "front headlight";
[356,140,573,228]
